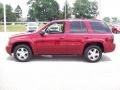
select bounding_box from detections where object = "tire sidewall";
[13,44,32,62]
[84,45,102,62]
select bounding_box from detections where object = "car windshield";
[35,23,48,32]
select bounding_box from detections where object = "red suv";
[6,19,115,62]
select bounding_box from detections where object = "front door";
[36,22,67,54]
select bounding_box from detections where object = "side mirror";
[40,30,45,36]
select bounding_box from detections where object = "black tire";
[13,44,32,62]
[84,45,102,62]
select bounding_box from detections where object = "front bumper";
[6,45,12,55]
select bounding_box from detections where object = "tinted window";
[90,21,111,33]
[70,21,87,33]
[81,22,88,32]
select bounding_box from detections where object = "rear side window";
[70,21,87,33]
[90,21,111,33]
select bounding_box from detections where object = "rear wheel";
[13,44,32,62]
[84,45,102,62]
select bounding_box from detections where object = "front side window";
[90,21,111,33]
[46,22,64,34]
[70,21,88,33]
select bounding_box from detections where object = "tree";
[112,17,118,23]
[103,17,110,23]
[57,10,64,19]
[27,0,60,21]
[73,0,98,19]
[27,8,36,21]
[0,3,3,21]
[0,3,16,22]
[6,5,16,22]
[15,5,22,21]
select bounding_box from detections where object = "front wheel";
[84,45,102,62]
[13,44,32,62]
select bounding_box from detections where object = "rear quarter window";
[90,21,111,33]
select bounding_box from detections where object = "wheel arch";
[11,42,34,55]
[83,42,104,54]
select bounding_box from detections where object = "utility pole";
[99,0,101,20]
[3,3,6,32]
[65,0,67,19]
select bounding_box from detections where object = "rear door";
[66,21,88,54]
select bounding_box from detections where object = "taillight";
[105,35,114,43]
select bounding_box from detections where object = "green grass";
[0,24,26,32]
[0,25,4,32]
[0,24,45,32]
[7,24,26,32]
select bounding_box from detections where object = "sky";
[0,0,120,19]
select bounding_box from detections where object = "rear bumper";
[6,45,12,55]
[104,43,115,53]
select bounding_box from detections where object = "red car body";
[6,19,115,62]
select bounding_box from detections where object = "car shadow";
[7,54,112,63]
[32,55,84,62]
[100,55,112,62]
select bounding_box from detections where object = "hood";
[10,32,36,39]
